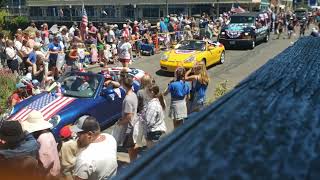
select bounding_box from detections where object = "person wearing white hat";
[22,110,61,177]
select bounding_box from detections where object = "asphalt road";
[92,31,304,164]
[103,33,298,132]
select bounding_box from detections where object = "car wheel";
[201,59,207,67]
[250,39,256,49]
[264,33,269,42]
[219,51,225,64]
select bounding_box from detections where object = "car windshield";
[230,16,254,24]
[177,40,206,51]
[59,73,100,98]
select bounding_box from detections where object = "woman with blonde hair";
[185,62,209,113]
[132,74,153,153]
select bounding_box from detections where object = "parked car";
[294,8,308,24]
[8,68,145,137]
[160,40,225,73]
[218,12,270,49]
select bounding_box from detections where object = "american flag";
[10,93,75,122]
[81,4,88,28]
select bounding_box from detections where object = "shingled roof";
[116,37,320,179]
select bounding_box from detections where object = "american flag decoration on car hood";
[10,93,75,122]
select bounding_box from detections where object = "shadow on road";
[156,70,174,77]
[224,41,264,50]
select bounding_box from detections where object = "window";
[102,6,116,17]
[30,7,42,17]
[85,6,94,17]
[143,8,159,18]
[191,5,210,16]
[168,8,184,15]
[62,8,70,17]
[124,5,134,17]
[47,7,58,17]
[72,7,80,17]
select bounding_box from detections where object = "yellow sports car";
[160,40,225,72]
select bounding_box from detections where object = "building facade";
[6,0,28,16]
[25,0,270,23]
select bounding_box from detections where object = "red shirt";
[11,93,21,105]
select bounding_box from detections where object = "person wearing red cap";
[59,126,78,180]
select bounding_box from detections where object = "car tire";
[201,59,207,67]
[219,51,225,64]
[264,33,269,42]
[250,39,256,49]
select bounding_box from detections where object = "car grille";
[226,30,242,39]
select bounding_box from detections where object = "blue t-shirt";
[28,51,37,64]
[160,21,168,33]
[48,42,62,61]
[169,80,190,100]
[192,79,208,103]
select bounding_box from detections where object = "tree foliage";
[0,0,7,8]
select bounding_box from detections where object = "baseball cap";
[70,115,100,133]
[59,126,72,139]
[16,82,26,89]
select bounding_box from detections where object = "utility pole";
[216,0,219,16]
[166,0,169,16]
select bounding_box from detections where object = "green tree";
[0,0,8,8]
[0,10,8,26]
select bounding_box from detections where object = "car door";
[90,87,125,127]
[206,42,220,65]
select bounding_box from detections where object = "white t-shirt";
[14,40,22,51]
[107,30,115,43]
[74,133,118,180]
[118,42,132,60]
[5,47,17,60]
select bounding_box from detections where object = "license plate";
[229,41,236,45]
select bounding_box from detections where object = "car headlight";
[221,32,225,35]
[184,56,195,63]
[49,115,61,127]
[161,54,169,61]
[244,32,249,36]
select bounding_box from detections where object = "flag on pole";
[81,3,88,40]
[81,4,88,27]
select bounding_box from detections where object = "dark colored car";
[294,8,308,24]
[218,12,270,49]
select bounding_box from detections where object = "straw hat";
[22,110,53,133]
